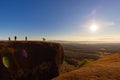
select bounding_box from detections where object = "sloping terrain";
[53,53,120,80]
[0,41,64,80]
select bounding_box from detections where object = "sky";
[0,0,120,41]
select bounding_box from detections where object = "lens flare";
[2,56,10,68]
[21,49,28,58]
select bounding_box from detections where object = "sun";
[90,24,98,32]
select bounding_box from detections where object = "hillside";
[53,53,120,80]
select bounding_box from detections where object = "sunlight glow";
[90,24,98,32]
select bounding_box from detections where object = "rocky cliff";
[0,41,64,80]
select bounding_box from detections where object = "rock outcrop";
[0,41,64,80]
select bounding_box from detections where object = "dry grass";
[53,53,120,80]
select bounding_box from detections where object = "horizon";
[1,39,120,44]
[0,0,120,41]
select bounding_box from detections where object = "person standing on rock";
[8,37,11,41]
[25,36,27,41]
[43,37,46,41]
[14,36,17,41]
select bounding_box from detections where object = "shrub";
[64,56,77,65]
[77,59,94,67]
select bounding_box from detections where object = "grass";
[77,59,94,67]
[53,53,120,80]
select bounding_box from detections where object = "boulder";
[0,41,64,80]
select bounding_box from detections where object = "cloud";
[100,21,115,27]
[84,8,116,27]
[47,35,120,42]
[85,9,97,18]
[97,36,120,41]
[83,19,116,29]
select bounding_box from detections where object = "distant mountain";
[49,40,120,44]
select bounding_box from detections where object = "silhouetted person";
[43,37,46,41]
[8,37,11,41]
[14,36,17,41]
[25,36,27,41]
